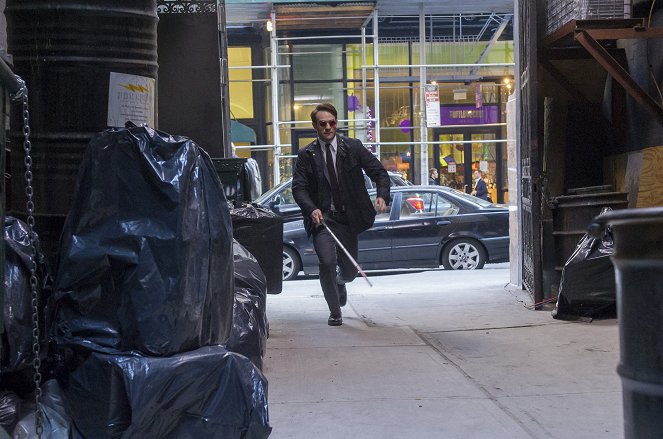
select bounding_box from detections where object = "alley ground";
[263,264,622,439]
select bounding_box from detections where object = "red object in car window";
[405,197,424,211]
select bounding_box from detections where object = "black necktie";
[325,143,343,211]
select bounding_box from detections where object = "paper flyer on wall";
[107,72,156,128]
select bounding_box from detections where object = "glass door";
[470,132,497,203]
[433,128,503,201]
[435,133,466,190]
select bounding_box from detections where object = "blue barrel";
[592,207,663,439]
[5,1,158,260]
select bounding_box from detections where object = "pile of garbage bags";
[228,241,269,370]
[1,126,271,438]
[553,208,616,320]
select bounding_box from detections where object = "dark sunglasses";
[317,120,337,128]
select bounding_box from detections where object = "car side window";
[437,195,460,216]
[399,192,437,218]
[370,194,391,221]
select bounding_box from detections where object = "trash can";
[212,158,250,202]
[230,202,283,295]
[591,207,663,439]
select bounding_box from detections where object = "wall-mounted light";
[266,20,273,32]
[430,80,438,86]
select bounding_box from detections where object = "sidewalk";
[263,265,622,439]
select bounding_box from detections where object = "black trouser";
[312,212,358,317]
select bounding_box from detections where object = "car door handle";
[436,220,451,225]
[372,226,390,232]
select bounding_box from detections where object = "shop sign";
[425,84,441,127]
[440,104,499,126]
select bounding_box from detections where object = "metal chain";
[12,75,44,438]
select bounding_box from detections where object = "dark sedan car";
[281,185,509,280]
[255,172,411,222]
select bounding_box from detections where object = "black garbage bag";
[2,217,52,395]
[227,241,269,370]
[59,346,271,439]
[52,126,234,356]
[0,391,20,434]
[553,222,616,320]
[231,203,283,294]
[233,240,267,309]
[12,380,71,439]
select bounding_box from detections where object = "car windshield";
[254,178,291,204]
[389,173,412,186]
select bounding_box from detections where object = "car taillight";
[406,197,424,211]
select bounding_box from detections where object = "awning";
[230,120,257,143]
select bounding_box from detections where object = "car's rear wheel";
[442,238,486,270]
[282,246,301,281]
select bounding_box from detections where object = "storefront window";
[228,47,254,119]
[438,134,465,189]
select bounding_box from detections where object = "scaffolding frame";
[227,8,515,187]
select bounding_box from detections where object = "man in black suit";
[471,170,488,200]
[292,103,390,326]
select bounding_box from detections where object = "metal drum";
[592,207,663,439]
[5,1,158,260]
[552,188,628,270]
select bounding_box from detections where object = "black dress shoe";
[328,315,343,326]
[338,284,347,307]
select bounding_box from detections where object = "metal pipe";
[361,25,368,146]
[280,51,362,56]
[419,4,429,185]
[273,34,372,41]
[379,139,509,145]
[373,9,381,158]
[228,64,290,69]
[362,62,515,68]
[269,9,282,186]
[419,3,428,184]
[277,118,375,125]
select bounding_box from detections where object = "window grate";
[545,0,631,35]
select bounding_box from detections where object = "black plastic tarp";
[227,241,269,370]
[231,203,283,295]
[553,224,616,320]
[51,126,234,356]
[2,217,51,395]
[60,346,271,439]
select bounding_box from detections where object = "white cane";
[321,219,373,287]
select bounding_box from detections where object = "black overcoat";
[292,135,390,236]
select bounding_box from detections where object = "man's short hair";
[311,103,338,123]
[429,168,437,174]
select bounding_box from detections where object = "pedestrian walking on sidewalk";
[292,103,390,326]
